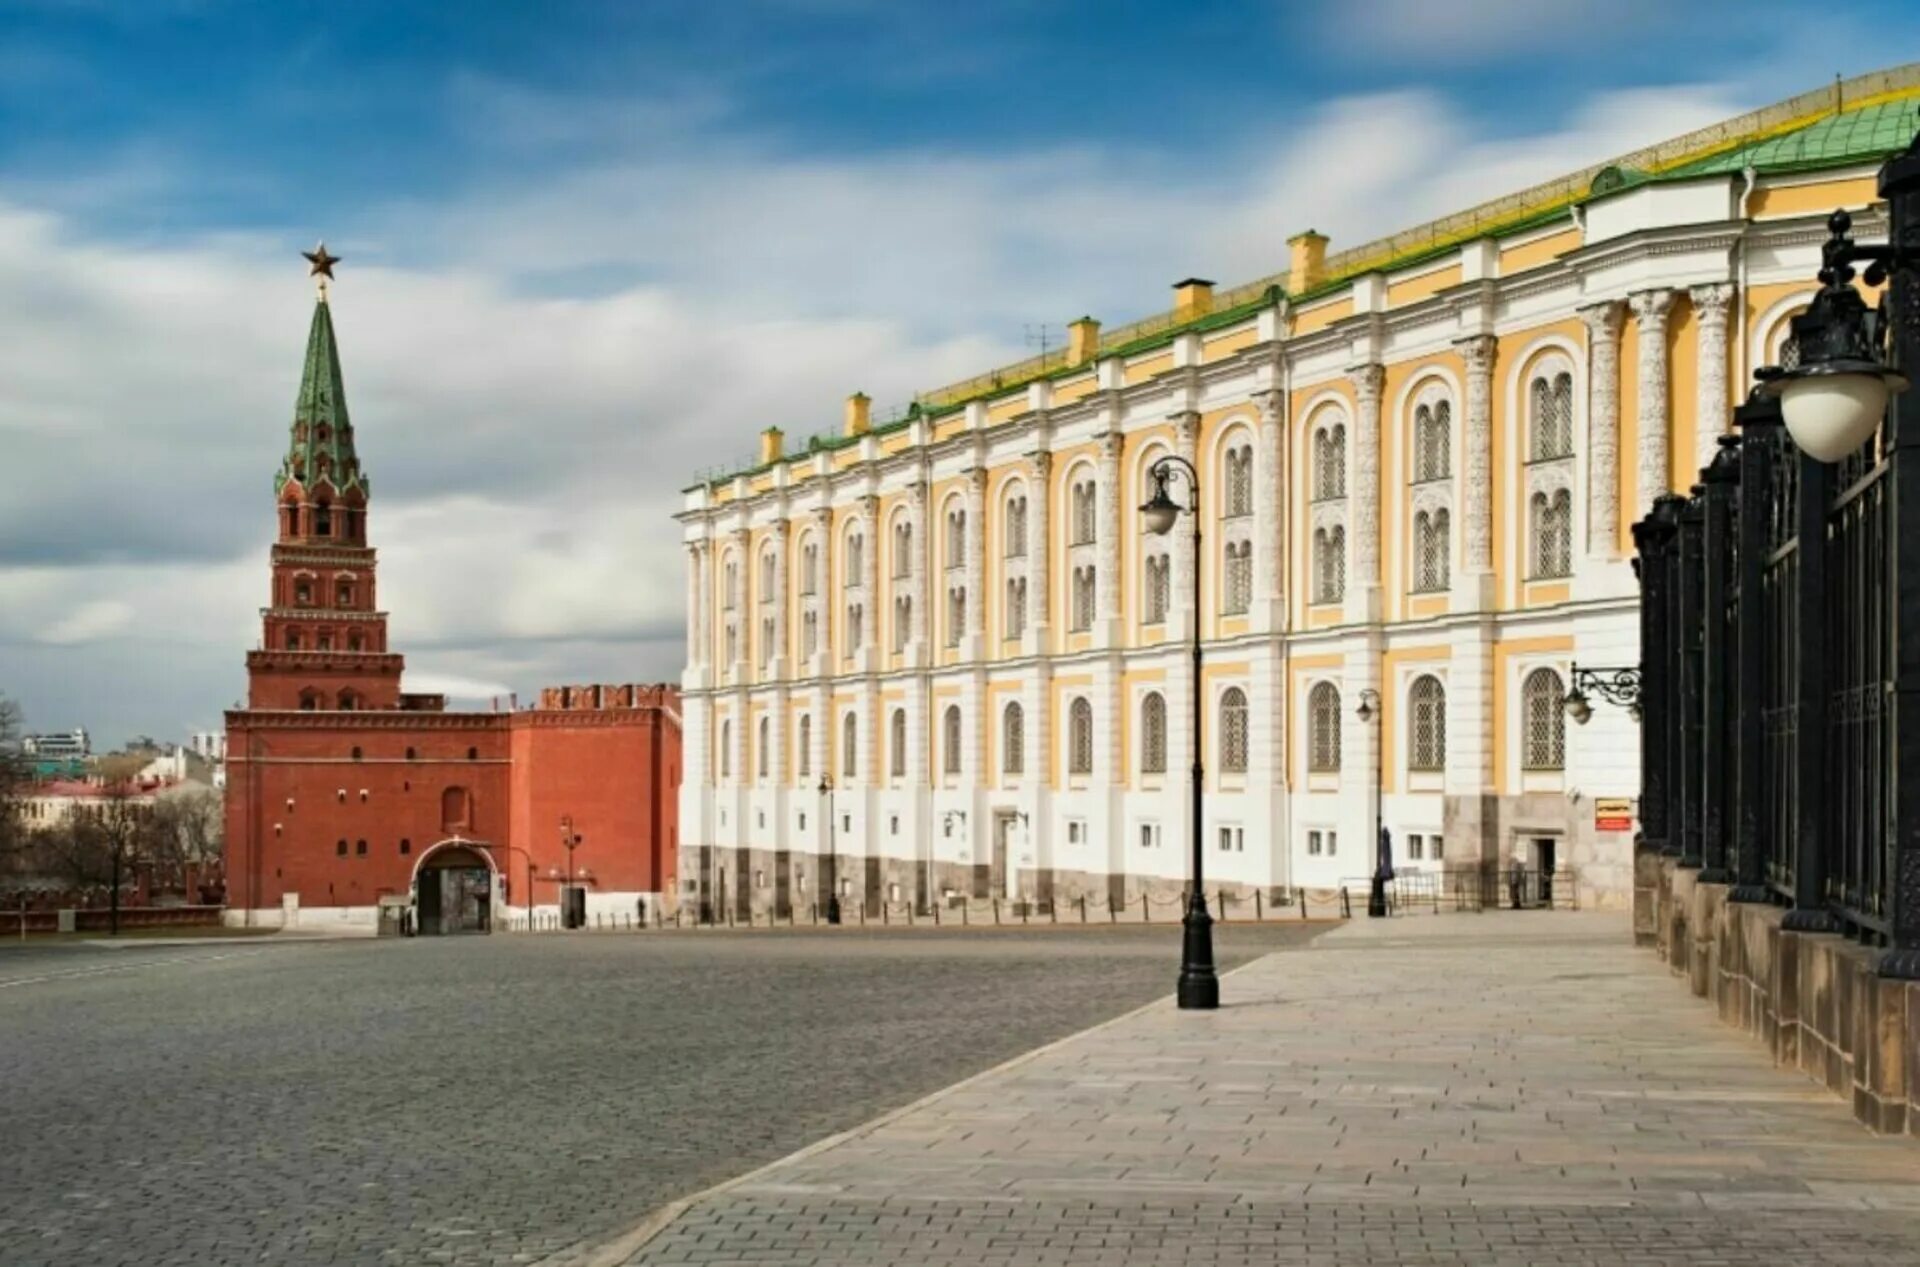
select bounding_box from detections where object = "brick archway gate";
[412,838,497,934]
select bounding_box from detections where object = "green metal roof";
[276,297,368,501]
[1663,97,1919,179]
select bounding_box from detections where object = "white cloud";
[37,598,133,646]
[0,72,1766,741]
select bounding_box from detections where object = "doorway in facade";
[1530,836,1558,907]
[416,844,493,934]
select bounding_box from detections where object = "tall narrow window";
[1522,668,1567,770]
[890,708,907,779]
[848,534,864,584]
[798,714,812,779]
[1223,542,1251,615]
[1409,675,1447,772]
[946,508,966,572]
[1224,443,1253,518]
[1413,510,1450,593]
[1071,478,1097,545]
[1005,577,1027,639]
[1314,424,1348,500]
[1143,554,1170,624]
[1530,372,1575,460]
[1005,496,1027,557]
[848,602,863,651]
[943,705,962,776]
[1002,702,1025,775]
[945,586,965,647]
[1314,527,1346,604]
[1530,490,1572,579]
[893,521,912,579]
[1068,698,1093,775]
[1413,400,1452,482]
[1140,692,1167,775]
[720,720,732,779]
[842,713,858,781]
[801,542,818,596]
[757,716,770,779]
[1219,687,1248,774]
[1071,566,1095,631]
[1308,683,1341,773]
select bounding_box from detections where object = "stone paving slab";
[619,912,1920,1265]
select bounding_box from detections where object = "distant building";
[188,733,228,762]
[21,730,89,760]
[223,266,682,934]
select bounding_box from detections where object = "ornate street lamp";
[1563,664,1643,725]
[1140,455,1217,1010]
[1758,205,1912,461]
[816,774,841,925]
[1355,688,1390,918]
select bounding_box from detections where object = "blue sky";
[1,0,1917,746]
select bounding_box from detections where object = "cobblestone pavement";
[624,913,1920,1266]
[0,922,1316,1266]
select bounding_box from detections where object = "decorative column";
[1027,449,1052,646]
[1096,429,1124,643]
[1254,388,1285,630]
[730,527,751,679]
[1691,282,1735,472]
[1630,289,1677,517]
[1456,337,1495,596]
[1172,411,1199,641]
[966,466,987,652]
[1347,363,1385,622]
[769,516,789,678]
[1580,300,1626,560]
[686,540,706,669]
[908,479,928,655]
[812,505,833,672]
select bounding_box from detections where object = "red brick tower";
[246,247,405,712]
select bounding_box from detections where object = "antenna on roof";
[1024,323,1057,363]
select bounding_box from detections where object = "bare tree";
[0,695,28,884]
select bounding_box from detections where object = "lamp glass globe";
[1780,372,1888,462]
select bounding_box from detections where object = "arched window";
[943,705,962,776]
[1409,675,1447,772]
[286,631,302,651]
[440,786,471,833]
[1529,371,1575,460]
[1002,702,1025,775]
[1068,698,1093,775]
[347,631,363,652]
[847,533,865,584]
[1224,442,1253,518]
[334,579,354,607]
[1070,477,1097,545]
[758,549,775,604]
[1313,423,1348,500]
[720,720,732,778]
[1071,565,1095,631]
[892,520,913,579]
[945,585,966,648]
[945,507,967,572]
[1143,553,1170,624]
[1140,692,1167,775]
[1529,489,1572,578]
[337,689,357,711]
[1308,682,1342,773]
[294,578,313,606]
[890,708,907,779]
[842,712,858,781]
[1314,526,1346,604]
[1219,687,1248,774]
[298,689,321,711]
[798,714,812,778]
[893,595,912,651]
[314,501,333,537]
[722,559,738,610]
[1413,509,1450,593]
[1522,668,1567,770]
[1413,399,1452,482]
[1223,542,1251,615]
[800,542,818,596]
[1005,495,1028,557]
[757,716,770,779]
[1005,577,1027,639]
[847,601,863,650]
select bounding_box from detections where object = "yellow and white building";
[675,65,1920,918]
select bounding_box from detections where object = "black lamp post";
[1355,689,1389,918]
[560,814,583,928]
[1562,664,1643,725]
[1140,455,1217,1011]
[817,774,841,925]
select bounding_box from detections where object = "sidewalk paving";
[612,910,1920,1266]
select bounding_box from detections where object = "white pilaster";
[1456,337,1496,610]
[1094,428,1124,647]
[1253,388,1286,631]
[1024,449,1052,654]
[1692,282,1735,471]
[1581,300,1626,561]
[1171,411,1199,643]
[1630,288,1676,517]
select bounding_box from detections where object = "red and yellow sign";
[1594,798,1635,832]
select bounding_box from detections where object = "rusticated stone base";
[1648,856,1917,1137]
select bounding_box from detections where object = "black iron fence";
[1634,331,1917,972]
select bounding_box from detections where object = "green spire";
[276,295,368,500]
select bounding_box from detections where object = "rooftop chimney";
[1287,230,1329,295]
[1172,278,1215,321]
[1066,316,1101,368]
[844,392,871,437]
[758,426,784,465]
